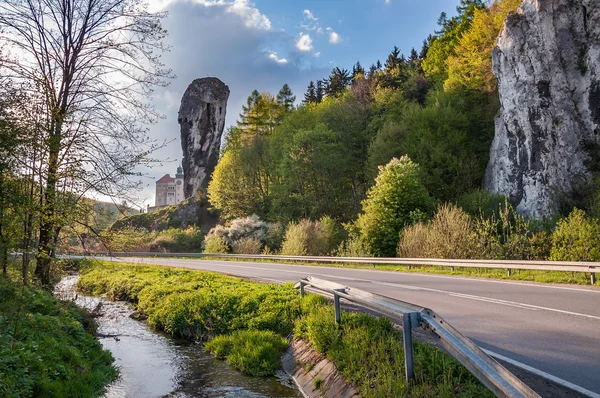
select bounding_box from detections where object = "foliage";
[398,204,476,258]
[231,237,263,254]
[205,330,288,376]
[356,156,433,257]
[203,234,230,254]
[550,208,600,261]
[148,227,204,253]
[445,0,522,92]
[280,218,342,256]
[0,277,116,397]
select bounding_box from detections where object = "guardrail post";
[403,312,418,383]
[333,289,344,323]
[507,269,512,277]
[300,281,305,297]
[592,272,596,285]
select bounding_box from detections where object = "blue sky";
[133,0,462,207]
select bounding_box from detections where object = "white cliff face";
[178,78,230,198]
[485,0,600,218]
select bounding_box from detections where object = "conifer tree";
[303,81,317,104]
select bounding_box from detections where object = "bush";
[205,215,274,253]
[103,227,155,252]
[231,237,263,254]
[280,218,337,256]
[455,190,507,219]
[149,227,204,252]
[356,156,433,257]
[398,204,476,258]
[205,330,288,376]
[0,278,116,397]
[203,234,229,254]
[550,208,600,261]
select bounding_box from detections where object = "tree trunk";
[35,131,61,286]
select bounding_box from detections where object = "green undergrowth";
[205,330,288,376]
[0,276,116,397]
[78,260,492,396]
[196,256,599,286]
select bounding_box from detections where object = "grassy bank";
[0,276,116,397]
[78,260,492,397]
[196,256,598,286]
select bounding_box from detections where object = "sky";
[134,0,462,208]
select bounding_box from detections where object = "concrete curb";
[282,339,359,398]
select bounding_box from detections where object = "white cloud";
[296,33,313,52]
[227,0,271,30]
[303,9,317,21]
[316,27,324,35]
[327,27,340,44]
[267,51,288,64]
[385,0,391,4]
[313,52,321,58]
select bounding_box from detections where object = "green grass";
[0,275,117,397]
[78,260,493,396]
[205,330,288,376]
[196,256,599,286]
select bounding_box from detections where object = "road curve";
[97,256,600,396]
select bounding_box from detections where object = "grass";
[78,260,493,396]
[205,330,288,376]
[0,273,117,397]
[195,255,599,286]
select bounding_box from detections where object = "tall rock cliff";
[178,77,230,198]
[485,0,600,217]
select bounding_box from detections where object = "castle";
[147,166,185,212]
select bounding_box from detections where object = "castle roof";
[156,174,174,184]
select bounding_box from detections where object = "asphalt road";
[100,256,600,396]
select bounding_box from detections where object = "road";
[100,256,600,396]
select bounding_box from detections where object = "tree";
[325,67,351,97]
[421,0,485,84]
[356,156,433,257]
[445,0,522,92]
[277,84,296,111]
[0,0,172,285]
[303,81,317,104]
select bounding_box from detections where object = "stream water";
[54,276,301,398]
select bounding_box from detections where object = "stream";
[54,276,301,398]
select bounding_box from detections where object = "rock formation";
[485,0,600,218]
[178,77,230,198]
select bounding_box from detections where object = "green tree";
[445,0,522,92]
[550,208,600,261]
[422,0,485,85]
[356,156,433,257]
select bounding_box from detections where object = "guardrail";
[295,276,540,398]
[86,252,599,284]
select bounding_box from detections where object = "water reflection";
[54,276,300,398]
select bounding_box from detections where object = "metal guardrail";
[294,276,540,398]
[88,252,599,284]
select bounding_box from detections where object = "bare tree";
[0,0,172,285]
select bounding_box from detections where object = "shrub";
[335,233,370,257]
[550,208,600,261]
[205,215,272,252]
[455,190,507,219]
[398,204,476,259]
[280,219,335,256]
[149,227,204,252]
[103,227,155,252]
[203,234,229,254]
[356,156,433,257]
[231,237,263,254]
[205,330,288,376]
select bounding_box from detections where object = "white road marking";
[120,257,600,321]
[483,349,600,398]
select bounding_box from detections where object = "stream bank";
[54,276,300,398]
